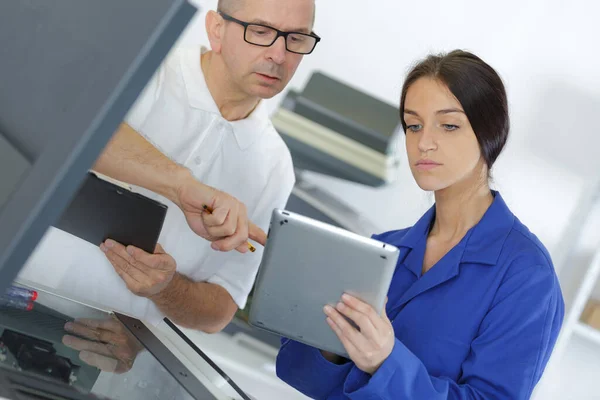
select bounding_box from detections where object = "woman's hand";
[324,294,395,375]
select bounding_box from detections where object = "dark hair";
[399,50,509,169]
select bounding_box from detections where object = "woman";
[276,50,564,399]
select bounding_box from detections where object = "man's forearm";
[149,273,238,333]
[94,123,191,205]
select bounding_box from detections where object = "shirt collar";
[179,46,268,150]
[461,191,515,265]
[397,191,515,267]
[228,100,270,150]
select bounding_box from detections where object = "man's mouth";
[256,73,280,81]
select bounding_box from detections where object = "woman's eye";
[407,124,422,132]
[443,124,459,131]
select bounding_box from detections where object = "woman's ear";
[205,10,224,54]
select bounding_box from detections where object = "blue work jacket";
[277,192,564,399]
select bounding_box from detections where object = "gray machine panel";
[0,1,196,291]
[0,134,30,212]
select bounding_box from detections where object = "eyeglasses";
[219,12,321,55]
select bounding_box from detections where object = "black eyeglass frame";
[219,12,321,55]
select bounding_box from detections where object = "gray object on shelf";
[273,72,402,187]
[299,72,400,154]
[290,171,380,237]
[282,130,388,186]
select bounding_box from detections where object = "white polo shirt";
[18,46,295,325]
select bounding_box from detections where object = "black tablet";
[54,172,168,253]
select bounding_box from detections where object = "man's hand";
[174,173,267,253]
[94,124,266,254]
[62,317,144,374]
[324,295,395,375]
[101,240,175,298]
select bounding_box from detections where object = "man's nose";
[265,36,287,65]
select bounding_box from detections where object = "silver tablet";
[249,209,400,357]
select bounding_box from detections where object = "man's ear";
[205,10,224,54]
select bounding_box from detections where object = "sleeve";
[341,265,564,400]
[206,154,296,309]
[277,338,354,400]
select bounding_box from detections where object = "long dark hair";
[400,50,510,169]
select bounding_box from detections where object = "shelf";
[573,322,600,346]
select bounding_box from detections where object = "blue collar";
[396,191,515,269]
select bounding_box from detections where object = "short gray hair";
[217,0,316,28]
[217,0,242,14]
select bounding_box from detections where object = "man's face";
[219,0,315,99]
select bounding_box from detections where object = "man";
[20,0,318,338]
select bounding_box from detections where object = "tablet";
[248,209,399,357]
[54,172,168,254]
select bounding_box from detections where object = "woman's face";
[403,77,486,192]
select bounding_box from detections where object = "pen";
[202,205,256,253]
[4,286,37,302]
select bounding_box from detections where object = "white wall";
[179,1,600,397]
